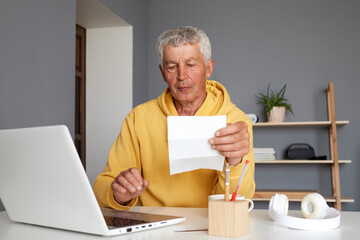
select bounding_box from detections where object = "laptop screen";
[0,125,185,236]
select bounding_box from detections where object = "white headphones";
[269,193,341,230]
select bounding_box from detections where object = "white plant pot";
[267,106,286,122]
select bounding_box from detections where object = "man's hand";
[111,168,149,205]
[209,121,250,166]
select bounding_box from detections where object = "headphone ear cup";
[271,193,289,215]
[278,194,289,215]
[301,193,328,219]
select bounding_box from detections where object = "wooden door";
[75,25,86,169]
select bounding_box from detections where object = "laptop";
[0,125,185,236]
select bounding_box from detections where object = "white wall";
[86,26,133,186]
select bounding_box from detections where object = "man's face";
[159,43,214,106]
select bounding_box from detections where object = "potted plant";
[255,83,294,122]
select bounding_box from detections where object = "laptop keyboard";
[104,216,149,228]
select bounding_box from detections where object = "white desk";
[0,207,359,240]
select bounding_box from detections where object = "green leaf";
[255,83,294,116]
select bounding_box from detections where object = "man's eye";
[167,65,176,71]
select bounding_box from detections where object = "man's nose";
[177,65,187,80]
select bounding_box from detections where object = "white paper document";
[167,115,226,175]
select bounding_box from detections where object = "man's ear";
[159,65,166,82]
[206,59,214,79]
[159,64,165,79]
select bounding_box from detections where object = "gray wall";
[0,0,75,130]
[1,0,359,212]
[0,0,76,211]
[145,0,360,211]
[0,0,148,213]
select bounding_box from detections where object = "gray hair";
[156,26,212,67]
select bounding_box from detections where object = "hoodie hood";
[157,80,237,116]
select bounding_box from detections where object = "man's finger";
[121,168,143,191]
[117,175,137,193]
[211,133,243,145]
[215,122,247,137]
[129,168,144,185]
[112,180,127,194]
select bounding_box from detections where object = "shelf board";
[253,120,349,127]
[254,190,315,200]
[255,160,352,164]
[323,197,355,203]
[253,191,354,203]
[252,197,354,203]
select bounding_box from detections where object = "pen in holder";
[208,161,253,237]
[225,163,230,201]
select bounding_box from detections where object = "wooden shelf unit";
[253,120,349,127]
[253,190,355,203]
[255,160,351,164]
[253,82,353,210]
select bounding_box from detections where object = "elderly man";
[94,26,255,209]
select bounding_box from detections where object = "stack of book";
[254,148,276,161]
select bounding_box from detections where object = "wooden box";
[208,200,249,237]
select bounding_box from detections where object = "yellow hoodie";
[94,80,255,210]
